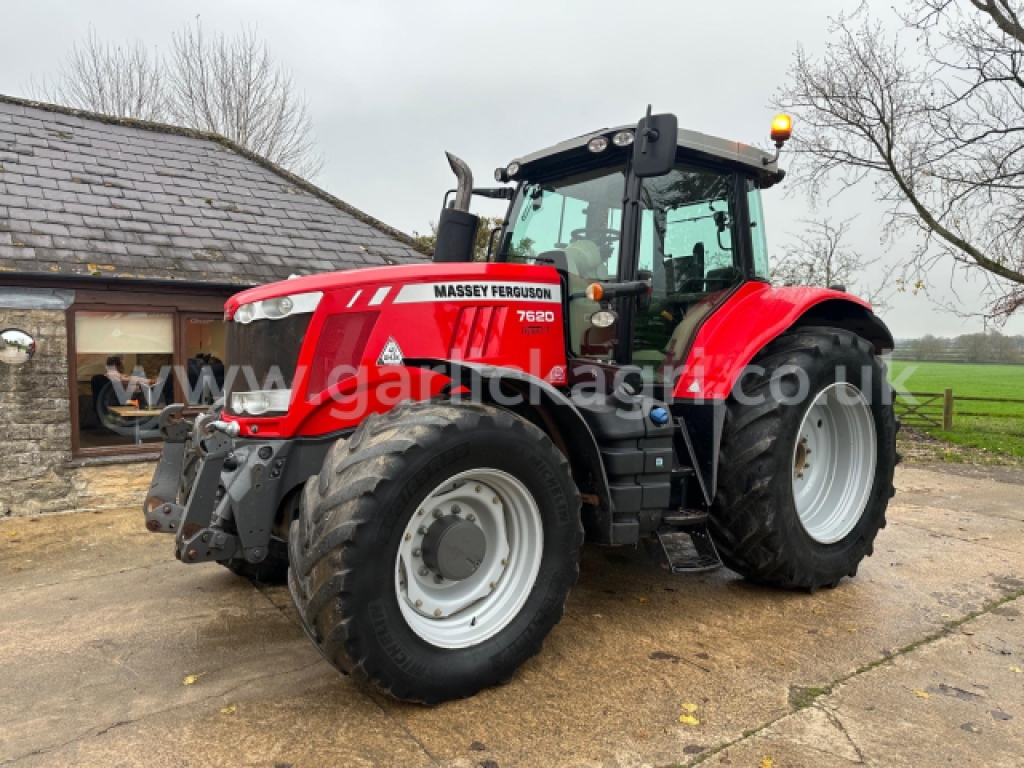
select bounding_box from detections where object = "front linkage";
[143,404,329,572]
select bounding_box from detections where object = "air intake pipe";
[433,152,480,263]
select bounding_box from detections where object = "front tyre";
[709,327,897,590]
[288,401,582,704]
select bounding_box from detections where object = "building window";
[74,312,174,450]
[182,314,227,407]
[70,304,228,456]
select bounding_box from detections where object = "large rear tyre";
[708,327,897,591]
[289,401,583,704]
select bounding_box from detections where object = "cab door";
[624,163,748,388]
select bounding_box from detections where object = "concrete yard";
[1,464,1022,767]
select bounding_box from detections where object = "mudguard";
[667,282,893,504]
[403,358,617,545]
[672,282,893,402]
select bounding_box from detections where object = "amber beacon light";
[763,113,793,166]
[770,114,793,144]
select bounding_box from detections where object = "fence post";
[943,388,954,431]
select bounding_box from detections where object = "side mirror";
[632,106,678,178]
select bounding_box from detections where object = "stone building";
[0,95,425,516]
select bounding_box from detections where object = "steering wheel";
[570,227,620,248]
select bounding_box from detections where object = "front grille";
[225,314,311,414]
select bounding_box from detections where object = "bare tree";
[28,28,167,121]
[26,22,322,179]
[775,0,1024,323]
[167,22,322,178]
[773,217,889,307]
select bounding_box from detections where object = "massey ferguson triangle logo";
[377,337,404,366]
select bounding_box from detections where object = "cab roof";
[512,123,784,186]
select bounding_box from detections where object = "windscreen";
[500,165,627,357]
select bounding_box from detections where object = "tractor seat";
[564,240,608,281]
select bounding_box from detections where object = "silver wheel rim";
[394,468,543,649]
[792,382,877,544]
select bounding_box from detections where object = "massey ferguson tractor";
[143,110,897,704]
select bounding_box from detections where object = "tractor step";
[653,525,722,574]
[662,509,708,528]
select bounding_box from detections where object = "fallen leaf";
[183,674,203,686]
[681,702,699,713]
[760,758,775,768]
[220,705,237,715]
[812,608,824,615]
[914,690,930,698]
[1010,666,1022,674]
[637,597,648,603]
[592,613,603,619]
[678,714,700,726]
[846,627,857,633]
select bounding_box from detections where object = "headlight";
[235,303,255,324]
[231,389,292,415]
[506,161,521,179]
[587,137,609,153]
[232,291,322,323]
[612,130,635,147]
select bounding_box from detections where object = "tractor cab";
[474,110,789,391]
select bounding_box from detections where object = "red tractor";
[144,110,897,704]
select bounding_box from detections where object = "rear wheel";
[708,327,897,590]
[289,401,582,704]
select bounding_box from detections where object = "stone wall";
[68,459,157,514]
[0,296,157,518]
[0,306,74,516]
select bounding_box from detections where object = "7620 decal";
[517,310,555,323]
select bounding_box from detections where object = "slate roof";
[0,95,426,286]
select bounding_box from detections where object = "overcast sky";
[2,0,1020,338]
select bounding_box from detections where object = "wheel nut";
[433,509,442,519]
[434,574,444,584]
[418,566,429,577]
[434,609,442,617]
[467,514,476,522]
[452,504,461,515]
[492,497,499,504]
[475,485,482,492]
[415,599,422,607]
[501,558,508,566]
[418,509,425,516]
[490,581,497,589]
[404,533,412,541]
[413,548,422,557]
[417,526,427,535]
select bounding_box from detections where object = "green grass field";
[888,361,1024,457]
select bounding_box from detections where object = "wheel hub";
[422,515,486,581]
[394,469,544,649]
[792,382,877,544]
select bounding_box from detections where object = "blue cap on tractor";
[649,406,670,426]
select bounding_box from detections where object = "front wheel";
[709,327,897,591]
[288,401,582,704]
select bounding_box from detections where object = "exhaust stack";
[432,152,480,263]
[446,152,473,212]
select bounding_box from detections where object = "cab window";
[502,165,626,359]
[633,164,742,380]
